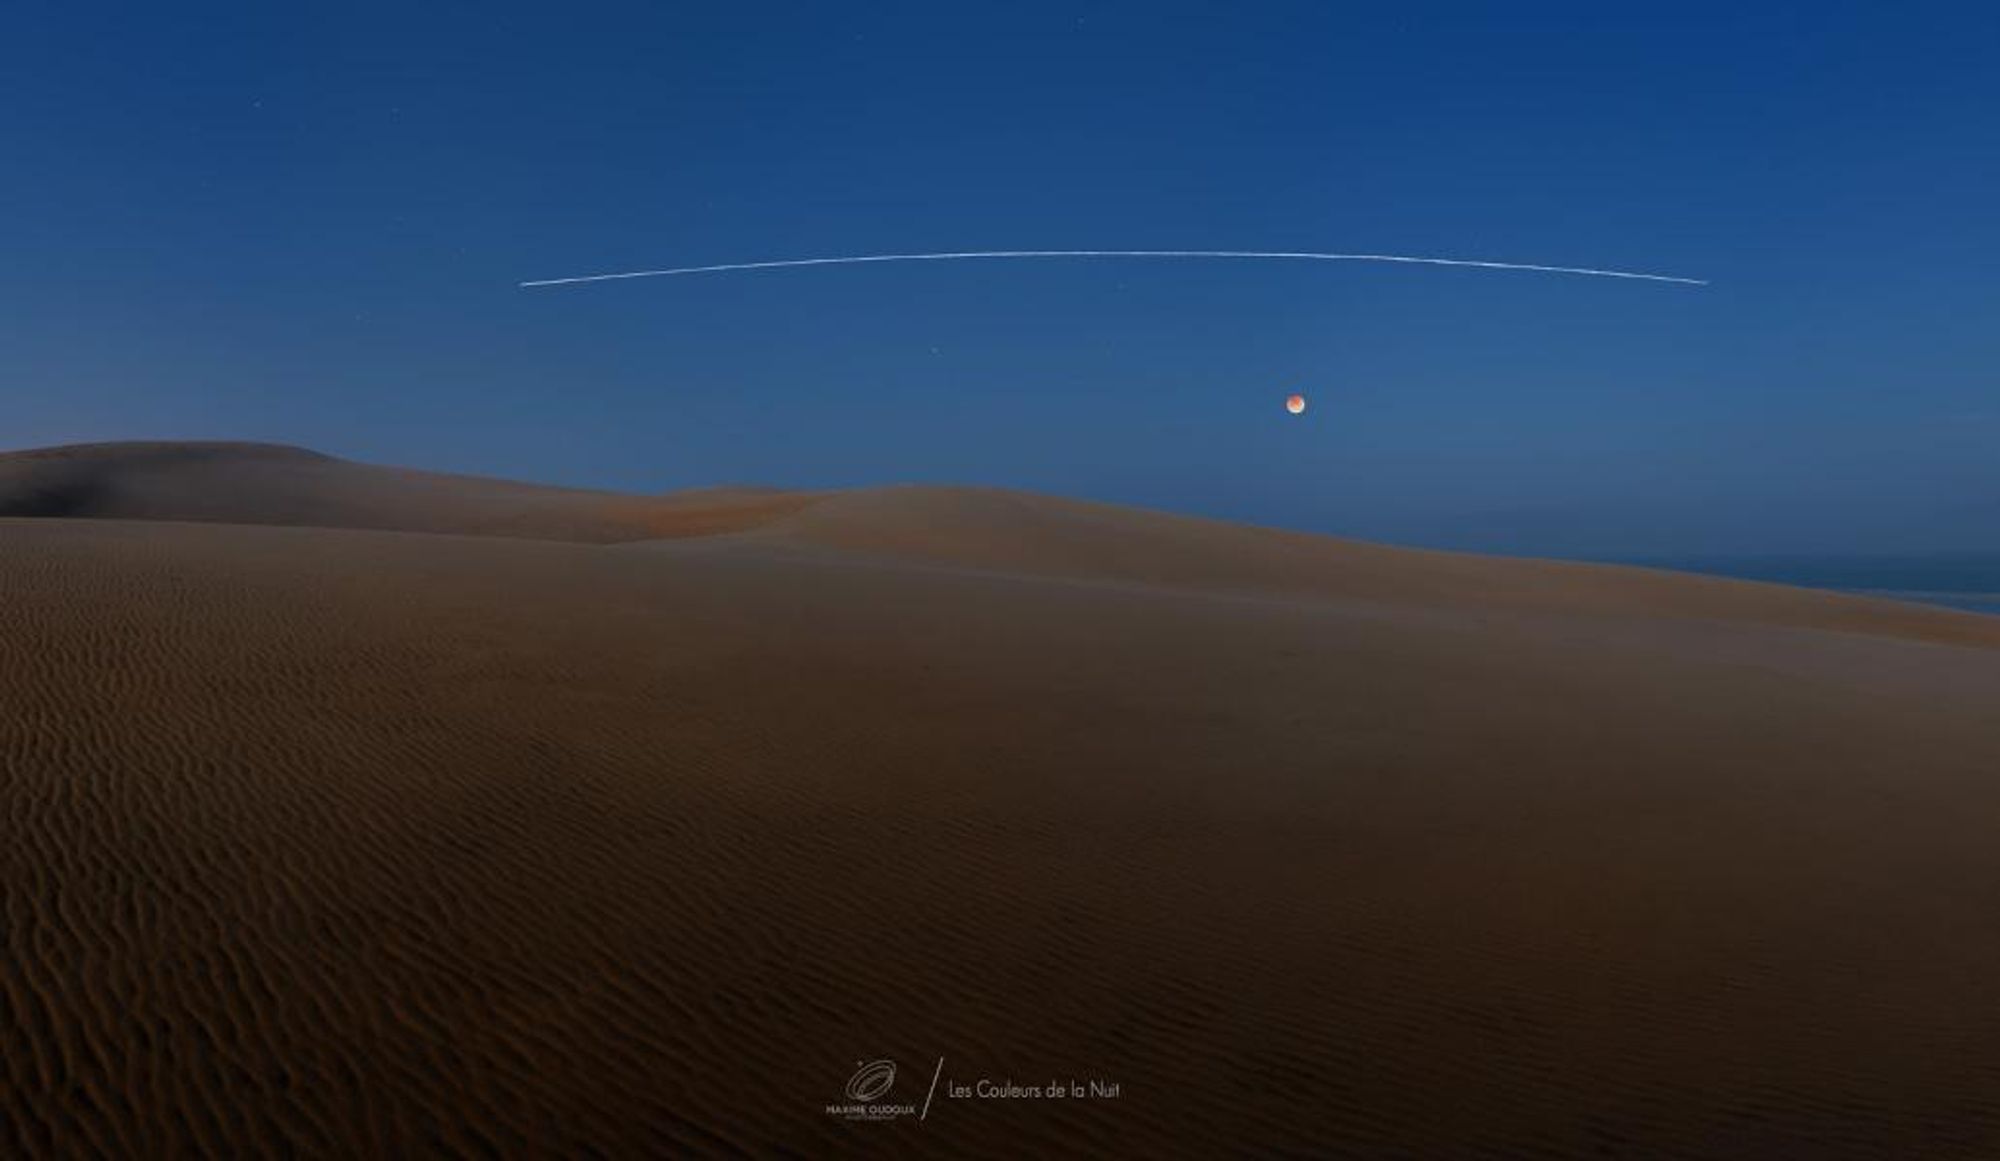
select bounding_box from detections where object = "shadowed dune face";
[4,444,2000,1158]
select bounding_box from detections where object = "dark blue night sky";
[7,2,1997,556]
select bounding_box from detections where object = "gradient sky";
[7,2,1996,556]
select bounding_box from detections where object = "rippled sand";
[5,443,2000,1157]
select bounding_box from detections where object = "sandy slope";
[3,443,2000,1158]
[0,441,815,541]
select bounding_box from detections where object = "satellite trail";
[519,250,1707,289]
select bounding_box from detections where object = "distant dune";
[4,441,1999,1158]
[0,441,816,542]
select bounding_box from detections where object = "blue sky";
[6,2,1996,556]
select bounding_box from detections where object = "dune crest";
[0,440,818,542]
[6,441,1996,650]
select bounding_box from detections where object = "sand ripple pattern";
[5,487,2000,1157]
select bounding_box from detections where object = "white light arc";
[518,250,1707,289]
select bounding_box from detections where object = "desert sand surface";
[4,442,2000,1158]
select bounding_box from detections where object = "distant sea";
[1618,554,2000,618]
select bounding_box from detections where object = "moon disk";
[1286,394,1307,415]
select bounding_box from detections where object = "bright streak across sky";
[520,250,1709,289]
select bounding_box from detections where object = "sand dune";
[750,484,2000,647]
[0,441,815,542]
[4,442,2000,1158]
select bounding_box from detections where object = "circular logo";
[846,1059,897,1103]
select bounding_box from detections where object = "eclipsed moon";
[1285,394,1306,415]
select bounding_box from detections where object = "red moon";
[1285,394,1306,415]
